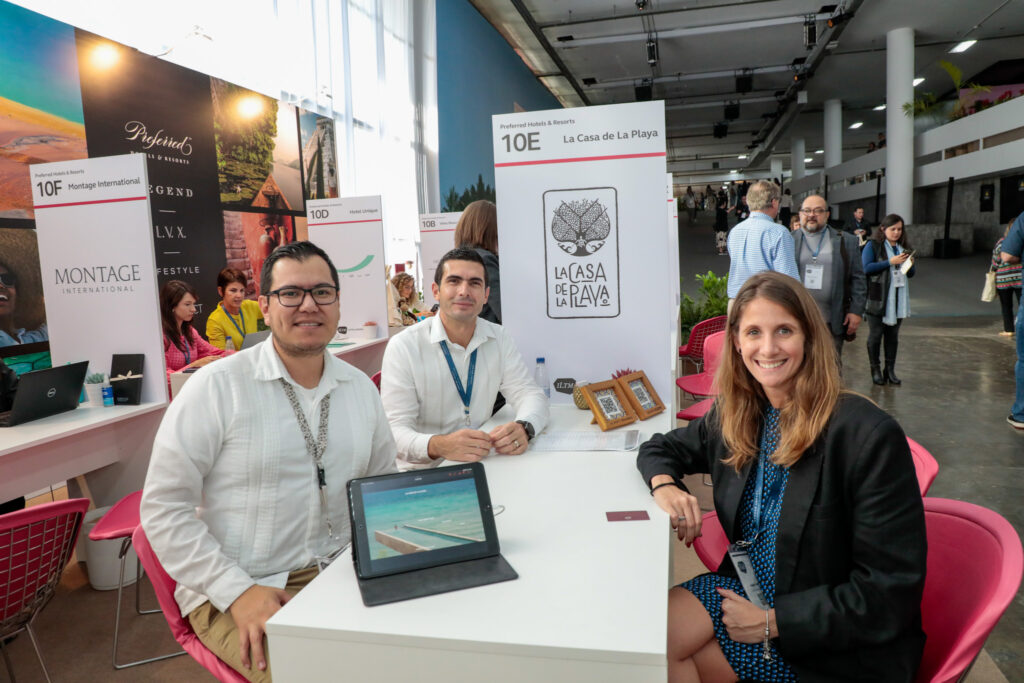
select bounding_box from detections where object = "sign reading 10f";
[501,132,540,153]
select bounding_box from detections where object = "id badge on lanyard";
[892,269,907,288]
[803,263,824,290]
[726,544,769,609]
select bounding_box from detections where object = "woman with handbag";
[992,223,1022,336]
[862,214,915,386]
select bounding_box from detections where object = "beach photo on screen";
[364,478,485,560]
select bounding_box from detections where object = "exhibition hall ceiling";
[472,0,1024,179]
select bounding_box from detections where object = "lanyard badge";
[440,340,477,426]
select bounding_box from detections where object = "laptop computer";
[0,361,88,427]
[239,330,271,350]
[347,462,517,606]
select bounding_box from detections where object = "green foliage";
[85,372,105,384]
[680,271,729,342]
[441,175,496,212]
[212,80,279,204]
[903,59,989,122]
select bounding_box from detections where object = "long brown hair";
[160,280,198,353]
[454,200,499,255]
[872,213,911,249]
[715,272,841,471]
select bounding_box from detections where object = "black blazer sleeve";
[636,409,716,489]
[775,402,926,661]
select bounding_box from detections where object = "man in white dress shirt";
[141,241,397,682]
[381,247,548,469]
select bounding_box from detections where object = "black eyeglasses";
[0,273,17,287]
[268,285,339,307]
[799,208,828,215]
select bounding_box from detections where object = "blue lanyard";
[439,341,477,425]
[806,229,828,260]
[221,303,247,339]
[739,455,785,548]
[183,336,191,365]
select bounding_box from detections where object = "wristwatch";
[515,420,535,441]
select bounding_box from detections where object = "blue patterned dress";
[680,406,798,681]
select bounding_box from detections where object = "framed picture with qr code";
[616,370,665,420]
[581,379,637,431]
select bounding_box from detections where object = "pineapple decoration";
[572,382,590,409]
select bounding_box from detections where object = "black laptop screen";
[348,463,500,579]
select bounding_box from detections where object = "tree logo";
[550,198,611,256]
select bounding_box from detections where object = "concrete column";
[824,98,842,169]
[886,27,914,223]
[770,157,783,185]
[791,137,806,181]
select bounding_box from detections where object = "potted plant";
[680,271,729,343]
[83,372,105,407]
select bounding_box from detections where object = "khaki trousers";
[188,566,319,683]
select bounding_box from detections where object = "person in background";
[454,200,501,325]
[1000,210,1024,430]
[726,180,798,306]
[142,242,397,682]
[715,190,729,255]
[637,271,926,682]
[391,272,420,326]
[844,207,870,242]
[788,214,801,232]
[862,214,915,386]
[206,268,264,350]
[684,186,697,223]
[992,222,1022,337]
[0,258,47,348]
[732,195,750,223]
[161,280,230,376]
[777,189,792,229]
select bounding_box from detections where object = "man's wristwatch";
[515,420,535,441]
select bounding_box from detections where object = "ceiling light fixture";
[949,40,976,53]
[803,16,817,50]
[815,149,824,154]
[849,122,863,129]
[738,154,748,159]
[913,78,925,86]
[646,36,659,66]
[873,104,886,111]
[804,158,813,163]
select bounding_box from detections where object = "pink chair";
[916,498,1023,682]
[679,315,727,372]
[371,371,381,392]
[1,498,90,683]
[676,331,725,400]
[692,435,941,572]
[132,526,248,683]
[89,490,184,669]
[906,437,939,496]
[676,397,714,422]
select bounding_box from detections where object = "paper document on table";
[531,430,641,452]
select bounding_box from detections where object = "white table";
[0,402,166,506]
[267,406,673,682]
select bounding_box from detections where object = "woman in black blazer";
[638,271,926,682]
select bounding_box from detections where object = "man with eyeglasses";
[726,180,800,310]
[142,241,397,682]
[381,247,548,470]
[793,195,866,366]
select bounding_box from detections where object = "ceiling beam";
[554,13,834,48]
[508,0,590,106]
[593,64,792,89]
[538,0,783,29]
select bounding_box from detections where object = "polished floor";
[678,209,1024,680]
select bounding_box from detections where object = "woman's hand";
[888,252,910,265]
[187,356,218,369]
[650,478,703,546]
[717,588,777,643]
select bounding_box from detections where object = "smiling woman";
[638,272,927,682]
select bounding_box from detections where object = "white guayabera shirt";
[140,340,397,616]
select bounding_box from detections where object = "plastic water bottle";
[101,375,114,407]
[534,358,550,398]
[225,335,233,351]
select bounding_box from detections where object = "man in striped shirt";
[726,180,800,309]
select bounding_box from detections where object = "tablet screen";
[348,463,500,579]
